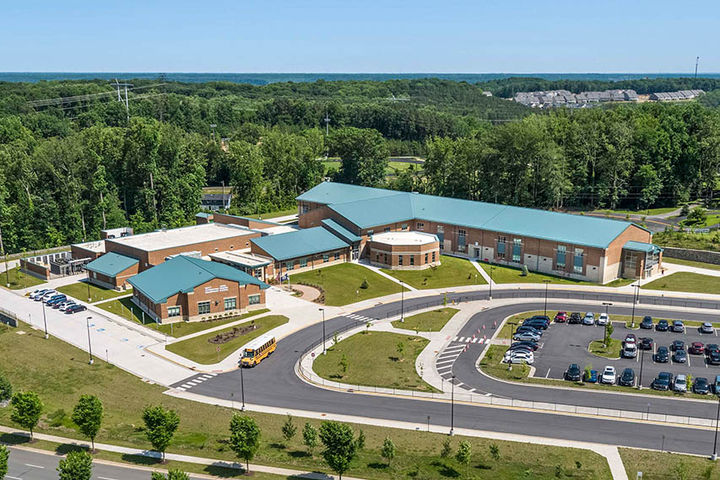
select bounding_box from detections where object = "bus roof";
[243,334,275,351]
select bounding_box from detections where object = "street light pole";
[86,316,94,365]
[489,266,494,300]
[450,374,455,436]
[630,283,640,328]
[638,347,645,389]
[713,394,720,460]
[87,281,91,302]
[602,302,612,316]
[542,279,550,316]
[319,308,326,355]
[42,301,49,339]
[240,363,246,411]
[400,280,404,322]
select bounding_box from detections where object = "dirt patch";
[208,323,257,344]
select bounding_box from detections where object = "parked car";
[656,320,669,332]
[671,340,685,351]
[597,313,609,326]
[693,377,711,395]
[652,372,673,391]
[565,364,582,381]
[58,302,77,312]
[39,290,57,302]
[583,312,595,326]
[639,337,654,350]
[701,322,715,334]
[29,289,50,300]
[65,304,87,314]
[624,334,637,344]
[554,312,567,323]
[673,374,688,393]
[600,366,616,384]
[516,325,542,336]
[522,319,549,330]
[714,375,720,394]
[583,369,598,383]
[618,368,635,387]
[689,342,705,355]
[52,300,70,309]
[673,349,687,363]
[568,312,582,324]
[513,331,541,342]
[510,341,538,351]
[672,320,685,333]
[706,344,720,356]
[708,351,720,366]
[529,315,551,324]
[504,351,534,364]
[640,316,654,329]
[622,342,638,359]
[46,294,67,307]
[655,346,669,363]
[507,345,533,355]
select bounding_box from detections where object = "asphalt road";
[4,446,206,480]
[174,288,720,457]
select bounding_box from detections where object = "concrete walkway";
[470,259,493,284]
[355,260,419,291]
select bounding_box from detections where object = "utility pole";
[149,172,158,228]
[86,316,94,365]
[210,124,217,141]
[0,227,9,288]
[111,79,133,121]
[695,56,700,78]
[319,308,326,354]
[324,112,330,136]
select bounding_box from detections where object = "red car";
[554,311,568,323]
[690,342,705,355]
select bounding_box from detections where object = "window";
[285,261,295,271]
[573,248,584,274]
[437,226,445,250]
[410,255,415,266]
[367,229,374,236]
[398,255,403,266]
[384,227,391,232]
[497,236,506,259]
[432,252,436,262]
[224,297,237,311]
[556,245,566,268]
[167,306,181,317]
[334,252,340,260]
[301,204,310,214]
[376,253,380,263]
[198,301,211,315]
[254,268,263,277]
[512,238,522,262]
[323,254,329,263]
[248,294,261,305]
[425,253,428,263]
[230,245,234,249]
[416,222,425,231]
[458,229,467,252]
[401,223,408,231]
[300,258,307,268]
[384,253,388,264]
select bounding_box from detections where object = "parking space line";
[545,368,551,378]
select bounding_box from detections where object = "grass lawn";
[291,263,407,306]
[653,230,720,253]
[313,331,438,392]
[1,266,44,290]
[0,322,612,480]
[589,339,621,358]
[166,315,288,365]
[663,257,720,271]
[480,262,591,285]
[57,281,130,303]
[391,307,459,332]
[619,447,719,480]
[642,272,720,295]
[604,277,635,287]
[97,296,150,325]
[593,207,678,216]
[244,208,297,220]
[157,308,270,338]
[381,255,485,289]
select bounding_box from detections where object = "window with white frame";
[416,222,425,231]
[556,245,566,268]
[197,301,211,315]
[167,306,181,317]
[512,238,522,262]
[224,297,237,311]
[573,248,584,274]
[248,294,261,305]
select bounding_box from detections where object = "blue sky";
[1,0,718,73]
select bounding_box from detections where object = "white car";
[597,313,609,326]
[59,301,77,312]
[673,374,687,393]
[601,366,616,384]
[504,351,534,365]
[29,289,48,300]
[701,322,715,334]
[583,312,595,325]
[39,290,57,302]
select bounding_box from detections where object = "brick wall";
[368,240,440,270]
[251,243,350,280]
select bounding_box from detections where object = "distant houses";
[648,90,704,101]
[514,88,703,108]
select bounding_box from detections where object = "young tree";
[57,450,92,480]
[151,469,190,480]
[339,354,348,376]
[319,421,357,480]
[396,342,405,360]
[281,414,297,446]
[489,443,500,461]
[142,405,180,462]
[440,438,452,458]
[72,394,104,451]
[381,437,396,466]
[355,429,365,451]
[0,372,12,404]
[302,423,318,454]
[229,414,261,473]
[10,391,43,439]
[455,441,472,477]
[0,444,8,479]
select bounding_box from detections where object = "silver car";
[673,374,687,393]
[513,331,541,342]
[701,322,715,334]
[583,312,595,325]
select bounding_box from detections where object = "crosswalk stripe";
[181,384,193,389]
[175,387,186,391]
[436,359,455,365]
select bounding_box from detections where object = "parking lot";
[528,313,720,391]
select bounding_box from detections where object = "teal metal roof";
[85,252,138,277]
[127,255,268,304]
[321,219,363,243]
[251,227,349,261]
[195,212,213,219]
[624,241,663,254]
[301,182,639,249]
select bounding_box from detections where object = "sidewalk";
[355,260,418,291]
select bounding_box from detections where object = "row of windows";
[376,252,437,265]
[168,294,260,318]
[284,252,341,270]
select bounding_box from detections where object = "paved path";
[470,259,493,284]
[355,260,419,291]
[288,283,322,301]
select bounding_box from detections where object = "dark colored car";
[65,304,87,314]
[522,319,549,330]
[516,326,542,336]
[510,341,539,351]
[583,369,598,383]
[693,377,711,395]
[554,312,567,323]
[639,337,654,350]
[640,316,653,329]
[671,340,685,351]
[673,349,687,363]
[689,342,705,355]
[618,368,635,387]
[568,312,582,324]
[706,344,720,356]
[652,372,673,391]
[46,294,67,307]
[565,364,582,382]
[656,320,669,331]
[529,315,551,324]
[708,351,720,366]
[655,346,669,363]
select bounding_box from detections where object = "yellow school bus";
[240,334,276,367]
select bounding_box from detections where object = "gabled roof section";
[127,255,268,304]
[85,252,138,277]
[251,227,349,261]
[296,181,397,205]
[624,241,663,254]
[329,193,414,229]
[321,219,363,243]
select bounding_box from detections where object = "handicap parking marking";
[137,345,145,349]
[96,327,106,332]
[121,338,129,342]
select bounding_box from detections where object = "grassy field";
[321,160,422,177]
[653,230,720,253]
[0,322,612,480]
[592,207,678,216]
[1,267,44,290]
[663,257,720,271]
[589,339,622,358]
[57,281,130,303]
[480,262,591,285]
[244,208,297,220]
[291,263,407,306]
[619,448,719,480]
[604,277,636,287]
[166,315,288,364]
[391,307,459,332]
[642,272,720,295]
[314,331,438,392]
[381,255,485,289]
[157,308,270,337]
[97,296,149,325]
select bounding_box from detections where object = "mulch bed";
[208,323,257,344]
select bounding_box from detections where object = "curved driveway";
[177,288,720,456]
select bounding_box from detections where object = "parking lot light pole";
[542,279,550,316]
[319,308,326,355]
[638,347,645,389]
[631,283,640,328]
[86,316,94,365]
[87,281,91,302]
[240,363,246,411]
[400,280,405,322]
[713,394,720,460]
[489,266,494,300]
[450,374,456,436]
[602,302,612,316]
[42,301,49,339]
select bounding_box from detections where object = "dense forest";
[1,77,720,253]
